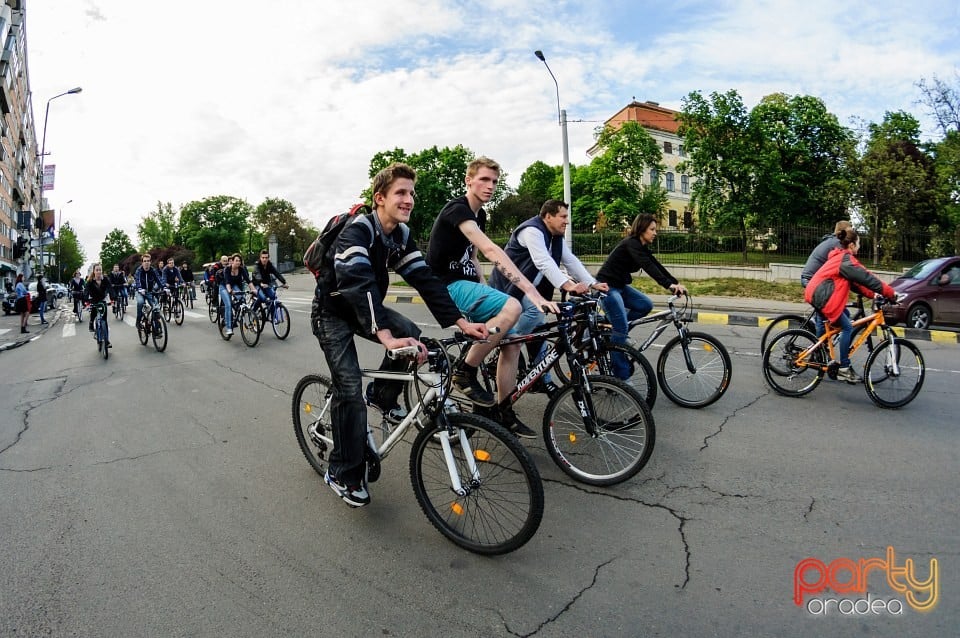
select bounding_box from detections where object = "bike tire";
[566,341,658,409]
[218,310,232,340]
[100,321,109,360]
[272,304,291,340]
[760,313,814,355]
[208,299,220,323]
[762,329,824,397]
[543,375,656,486]
[657,332,732,408]
[409,412,544,555]
[173,300,184,326]
[162,300,172,323]
[152,314,168,352]
[864,339,925,409]
[240,308,261,347]
[293,374,334,476]
[137,317,149,345]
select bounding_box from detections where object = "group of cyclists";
[63,251,289,349]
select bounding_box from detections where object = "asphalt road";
[0,274,956,637]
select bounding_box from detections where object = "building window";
[649,169,659,186]
[666,172,675,192]
[668,210,677,227]
[684,210,693,228]
[681,174,689,194]
[678,144,685,157]
[663,141,672,154]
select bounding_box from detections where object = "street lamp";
[534,50,572,250]
[38,86,82,282]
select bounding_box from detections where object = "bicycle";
[111,286,127,321]
[762,295,924,408]
[159,286,185,326]
[556,294,732,409]
[255,285,291,340]
[206,282,220,323]
[180,280,195,309]
[136,292,168,352]
[218,290,261,347]
[91,300,111,360]
[72,291,85,323]
[435,297,656,486]
[759,294,875,358]
[292,336,544,555]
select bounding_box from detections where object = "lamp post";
[534,50,572,250]
[38,87,82,282]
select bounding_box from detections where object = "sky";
[24,0,960,267]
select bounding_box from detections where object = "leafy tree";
[252,197,314,262]
[178,196,253,262]
[517,161,559,202]
[53,222,85,282]
[137,201,179,251]
[99,228,137,271]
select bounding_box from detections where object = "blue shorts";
[446,280,515,331]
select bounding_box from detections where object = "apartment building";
[590,100,696,230]
[0,0,40,279]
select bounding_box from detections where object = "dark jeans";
[317,307,420,484]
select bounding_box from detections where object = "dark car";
[882,256,960,329]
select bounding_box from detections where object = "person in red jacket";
[805,228,896,383]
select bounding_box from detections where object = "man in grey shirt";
[800,220,852,288]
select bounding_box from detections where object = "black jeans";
[317,307,420,484]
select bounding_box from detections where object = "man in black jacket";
[251,250,287,315]
[316,162,488,507]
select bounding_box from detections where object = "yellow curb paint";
[930,330,958,344]
[696,312,728,325]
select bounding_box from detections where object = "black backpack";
[304,203,371,278]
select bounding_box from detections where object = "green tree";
[99,228,137,271]
[516,161,559,202]
[855,111,939,266]
[178,196,253,262]
[252,197,313,262]
[54,222,85,282]
[137,201,179,251]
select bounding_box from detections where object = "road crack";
[700,390,768,451]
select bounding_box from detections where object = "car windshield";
[900,259,945,280]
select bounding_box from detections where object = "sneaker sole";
[325,475,370,507]
[510,426,538,439]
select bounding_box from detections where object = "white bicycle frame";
[310,352,482,498]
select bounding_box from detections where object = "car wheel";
[906,304,931,330]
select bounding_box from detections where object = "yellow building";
[590,100,696,230]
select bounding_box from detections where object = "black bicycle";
[136,292,168,352]
[255,285,291,340]
[91,301,111,360]
[218,290,261,347]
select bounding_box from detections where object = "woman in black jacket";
[595,214,687,379]
[85,263,114,345]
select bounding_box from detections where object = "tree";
[252,197,313,262]
[517,161,559,202]
[854,111,939,265]
[178,196,253,262]
[99,228,137,271]
[137,201,179,251]
[917,74,960,137]
[54,222,85,282]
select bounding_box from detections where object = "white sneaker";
[836,366,861,384]
[225,328,233,335]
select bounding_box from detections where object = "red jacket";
[804,248,894,322]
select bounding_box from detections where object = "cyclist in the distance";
[134,254,163,327]
[805,227,896,384]
[251,249,287,317]
[85,263,114,345]
[108,264,127,310]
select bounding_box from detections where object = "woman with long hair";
[14,273,30,333]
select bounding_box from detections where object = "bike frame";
[796,307,898,374]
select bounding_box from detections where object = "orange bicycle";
[762,294,924,408]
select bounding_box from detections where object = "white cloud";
[23,0,959,266]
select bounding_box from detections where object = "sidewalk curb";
[383,292,960,345]
[0,307,64,354]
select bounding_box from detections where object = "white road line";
[0,328,10,336]
[62,322,76,338]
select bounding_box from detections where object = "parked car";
[882,256,960,329]
[47,282,68,299]
[2,287,39,314]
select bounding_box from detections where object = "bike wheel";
[272,304,291,340]
[409,412,544,555]
[239,308,261,347]
[117,300,125,321]
[657,332,732,408]
[864,339,925,409]
[152,314,168,352]
[162,300,172,322]
[218,310,232,340]
[543,375,655,486]
[762,329,824,396]
[100,322,109,360]
[137,317,148,345]
[760,313,814,355]
[293,375,334,476]
[173,300,184,326]
[208,298,219,323]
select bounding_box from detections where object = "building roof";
[606,100,681,134]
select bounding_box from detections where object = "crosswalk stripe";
[62,322,76,338]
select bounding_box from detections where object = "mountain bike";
[759,294,874,358]
[91,301,111,360]
[762,294,924,408]
[554,294,732,409]
[159,286,185,326]
[218,290,261,347]
[206,282,220,323]
[434,297,656,486]
[112,287,126,321]
[136,293,168,352]
[256,285,291,340]
[292,336,544,555]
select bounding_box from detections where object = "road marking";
[62,322,76,338]
[0,328,10,336]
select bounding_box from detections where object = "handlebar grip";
[387,345,421,360]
